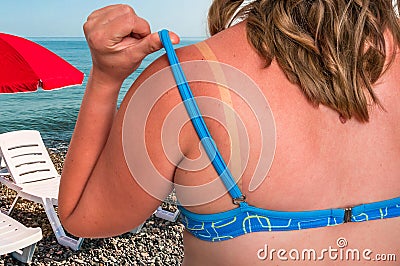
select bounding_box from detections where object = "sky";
[0,0,213,38]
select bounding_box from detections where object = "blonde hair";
[208,0,400,122]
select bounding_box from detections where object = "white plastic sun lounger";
[0,211,42,263]
[0,130,178,238]
[0,130,83,251]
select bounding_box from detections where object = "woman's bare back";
[174,23,400,265]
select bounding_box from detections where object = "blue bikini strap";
[158,29,245,204]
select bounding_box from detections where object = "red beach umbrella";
[0,33,84,93]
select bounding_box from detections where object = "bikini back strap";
[158,29,245,204]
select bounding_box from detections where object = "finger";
[166,31,180,45]
[101,5,151,39]
[87,4,132,22]
[88,4,150,38]
[106,8,151,41]
[86,7,152,51]
[129,15,152,38]
[130,31,180,58]
[101,11,150,43]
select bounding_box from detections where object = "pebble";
[0,151,185,265]
[74,259,84,264]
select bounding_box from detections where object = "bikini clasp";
[344,207,352,223]
[233,195,247,205]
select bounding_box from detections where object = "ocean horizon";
[0,36,204,152]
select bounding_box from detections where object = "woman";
[59,1,400,265]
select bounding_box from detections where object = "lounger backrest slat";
[0,130,59,184]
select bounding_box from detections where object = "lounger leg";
[129,209,159,234]
[11,243,37,264]
[129,222,145,234]
[7,195,20,215]
[154,207,180,222]
[42,198,84,251]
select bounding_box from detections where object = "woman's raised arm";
[58,4,180,237]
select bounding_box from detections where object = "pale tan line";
[195,42,243,190]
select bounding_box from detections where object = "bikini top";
[158,29,400,242]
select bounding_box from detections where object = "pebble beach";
[0,151,185,266]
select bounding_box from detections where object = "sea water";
[0,37,202,152]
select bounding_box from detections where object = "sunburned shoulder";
[141,24,246,80]
[156,40,209,68]
[129,40,211,93]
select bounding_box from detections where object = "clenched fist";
[83,4,180,87]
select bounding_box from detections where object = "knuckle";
[86,10,97,21]
[86,30,104,50]
[149,34,161,52]
[130,12,137,25]
[126,9,138,24]
[148,42,158,53]
[82,21,91,35]
[119,4,135,16]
